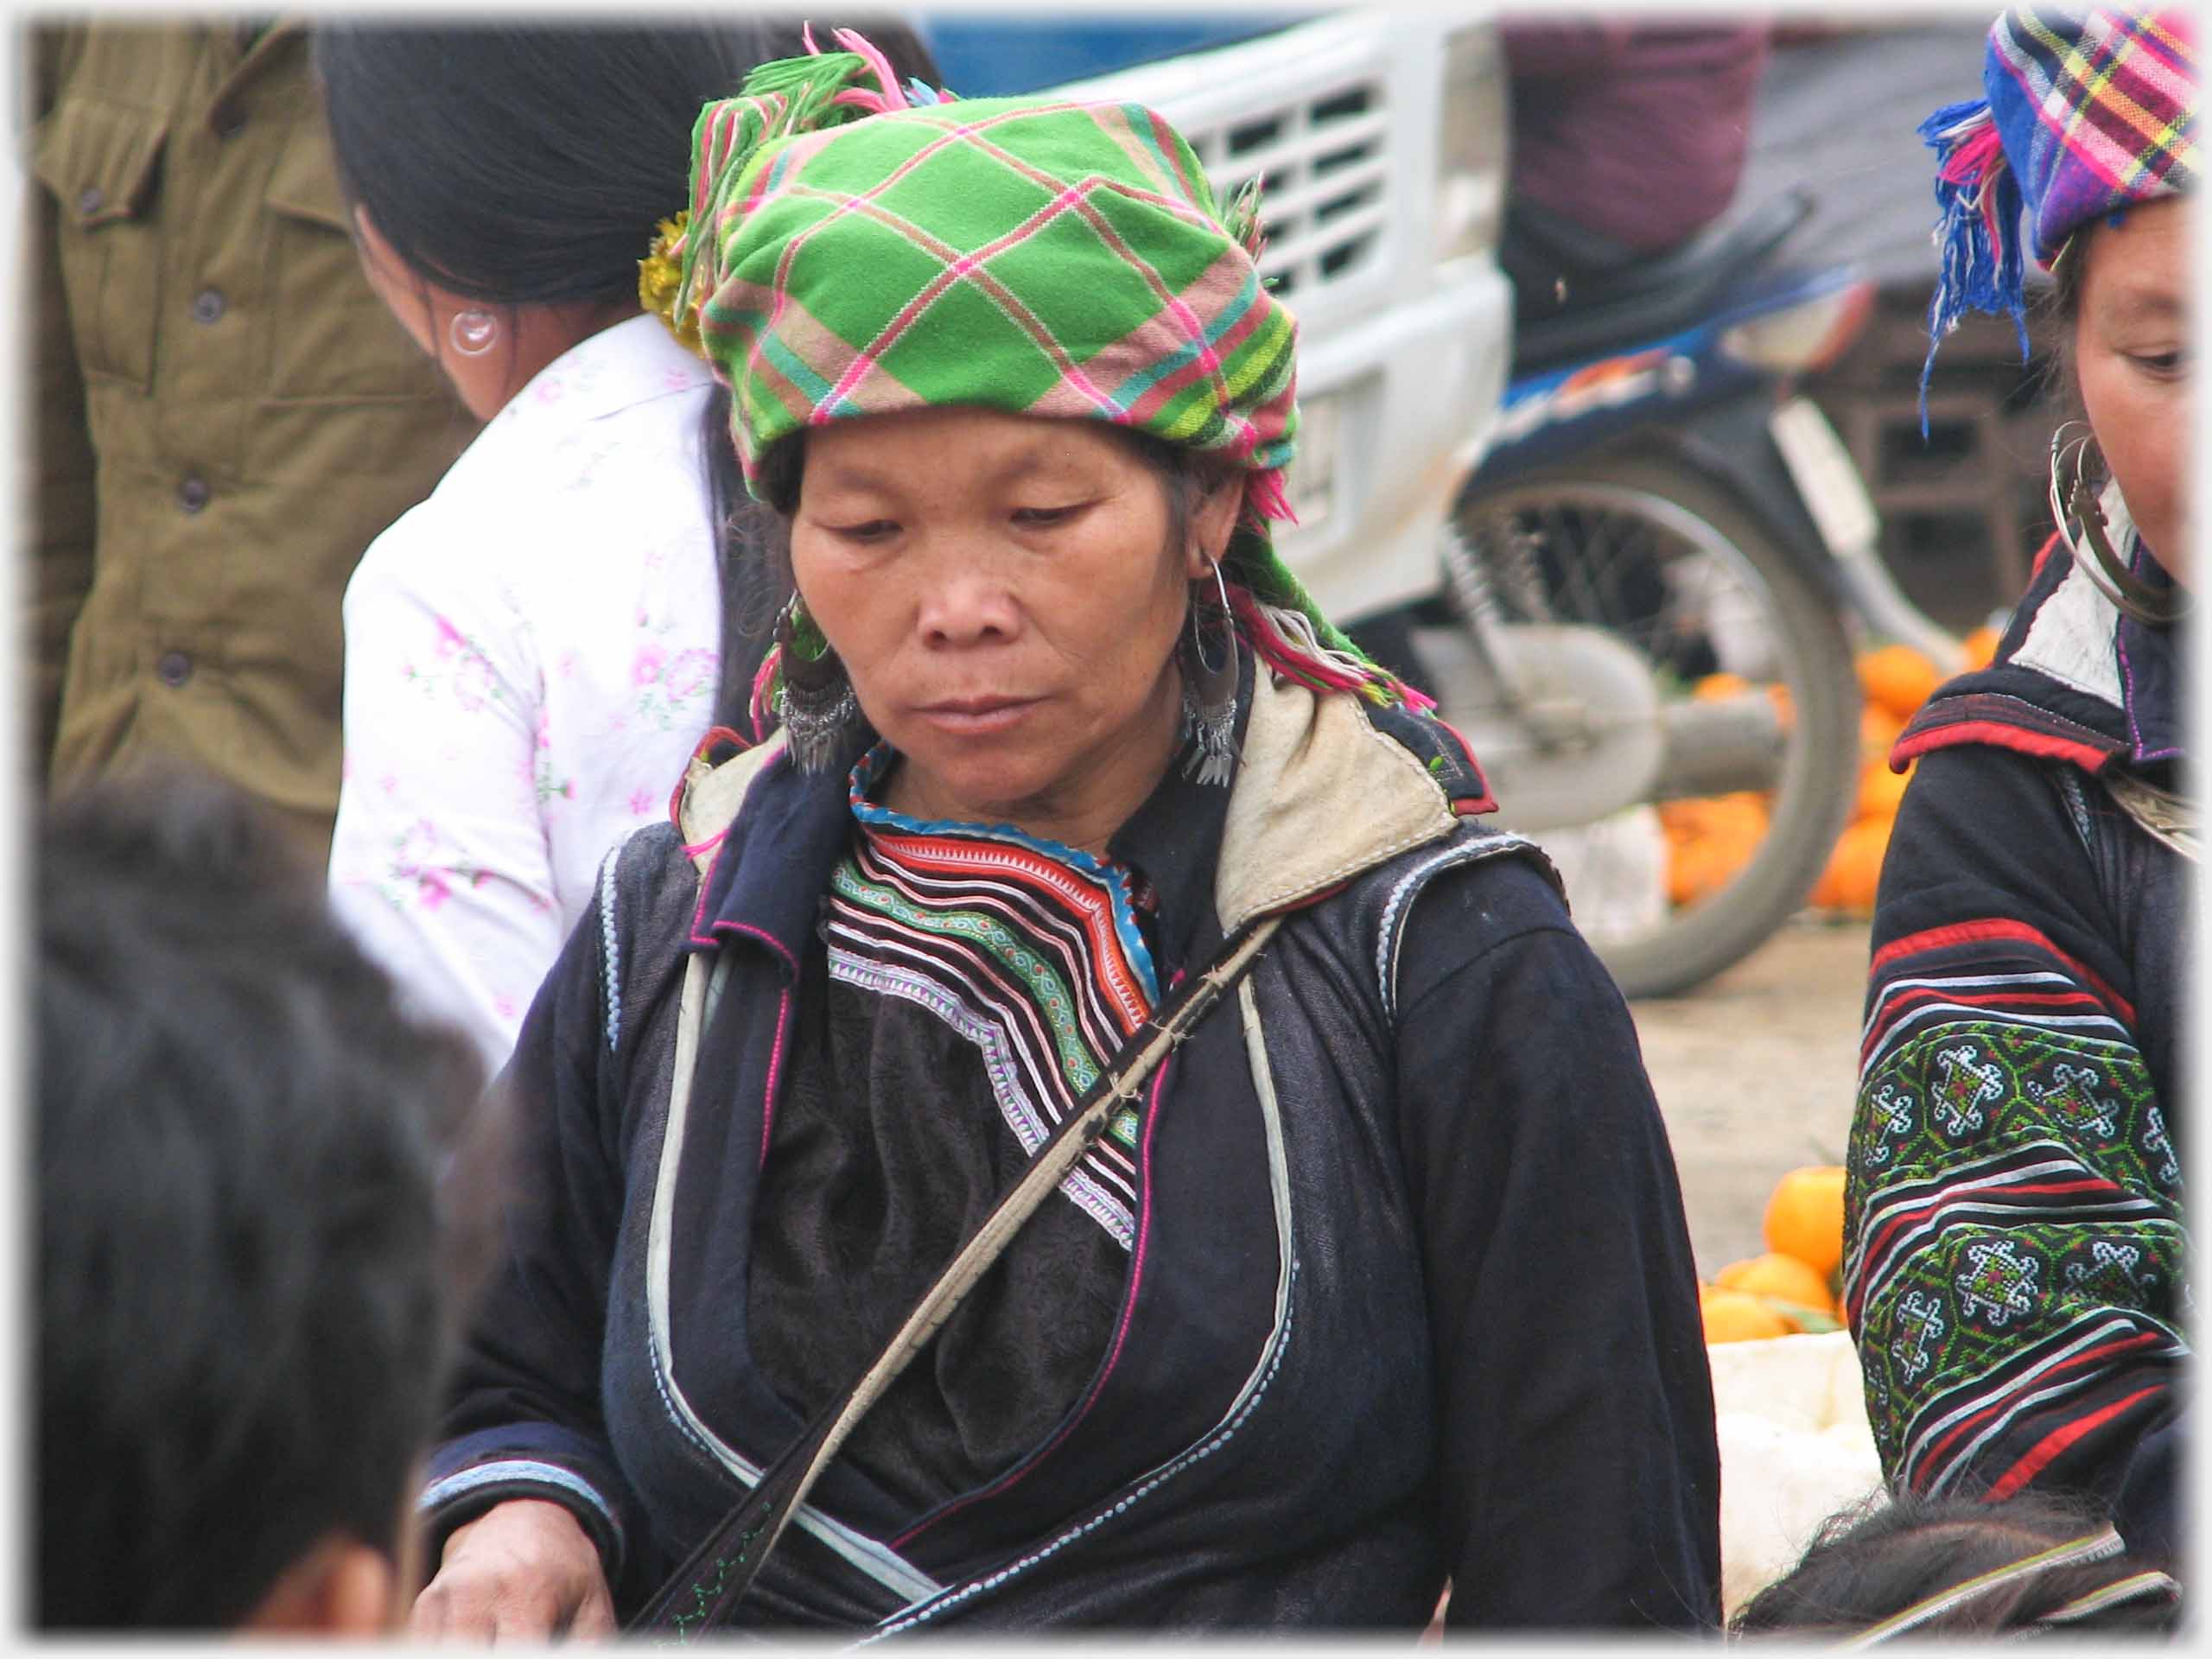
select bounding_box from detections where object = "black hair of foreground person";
[1732,1489,2183,1638]
[35,774,494,1630]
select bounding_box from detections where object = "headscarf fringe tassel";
[1916,96,2031,435]
[1231,588,1437,714]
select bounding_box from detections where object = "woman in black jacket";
[1845,2,2193,1568]
[410,36,1721,1637]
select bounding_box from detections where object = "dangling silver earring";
[2048,422,2185,627]
[773,592,861,773]
[448,309,499,358]
[1179,558,1242,786]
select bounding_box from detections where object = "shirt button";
[76,187,104,218]
[177,474,211,514]
[192,289,226,325]
[156,651,194,689]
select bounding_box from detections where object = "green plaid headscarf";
[678,39,1294,486]
[671,32,1417,701]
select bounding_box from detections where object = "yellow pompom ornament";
[639,213,705,358]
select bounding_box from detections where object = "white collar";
[490,312,715,434]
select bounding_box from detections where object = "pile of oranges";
[1663,628,2001,918]
[1657,674,1789,910]
[1700,1165,1850,1344]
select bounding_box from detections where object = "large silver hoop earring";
[773,592,860,773]
[448,309,499,358]
[2048,422,2185,627]
[1179,557,1242,786]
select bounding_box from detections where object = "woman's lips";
[910,695,1042,735]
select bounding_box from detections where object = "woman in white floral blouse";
[319,20,934,1071]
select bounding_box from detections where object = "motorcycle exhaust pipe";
[1653,691,1789,801]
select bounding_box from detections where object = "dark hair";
[2033,233,2090,408]
[1731,1490,2181,1637]
[2051,238,2089,326]
[313,21,927,309]
[312,18,941,730]
[35,773,494,1629]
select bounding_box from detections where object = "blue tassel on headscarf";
[1917,96,2030,435]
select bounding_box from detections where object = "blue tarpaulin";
[916,12,1315,98]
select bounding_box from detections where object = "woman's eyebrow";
[2101,289,2187,323]
[810,447,1079,495]
[807,460,899,495]
[982,447,1081,486]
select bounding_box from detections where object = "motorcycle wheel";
[1444,451,1861,1000]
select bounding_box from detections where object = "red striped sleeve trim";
[1871,919,2137,1027]
[1915,1332,2167,1480]
[1861,984,2119,1066]
[1891,718,2117,773]
[1984,1383,2168,1501]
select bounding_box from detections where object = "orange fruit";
[1764,1165,1848,1279]
[1670,836,1757,909]
[1853,753,1911,823]
[1860,703,1907,762]
[1667,841,1716,908]
[1657,798,1704,846]
[1662,792,1769,907]
[1961,625,2002,671]
[1700,1287,1796,1343]
[1809,817,1891,915]
[1807,857,1845,912]
[1857,644,1944,723]
[1715,1252,1838,1319]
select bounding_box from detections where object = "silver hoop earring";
[448,309,499,358]
[773,591,860,773]
[1179,557,1242,786]
[2048,422,2185,628]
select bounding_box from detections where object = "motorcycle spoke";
[1442,465,1859,994]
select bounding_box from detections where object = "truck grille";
[1177,76,1392,299]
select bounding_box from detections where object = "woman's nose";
[914,563,1020,646]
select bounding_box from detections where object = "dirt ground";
[1628,918,1872,1277]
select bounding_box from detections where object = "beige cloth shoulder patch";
[1216,674,1459,931]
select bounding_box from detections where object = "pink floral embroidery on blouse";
[329,315,722,1076]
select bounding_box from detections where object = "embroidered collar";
[844,742,1165,1007]
[690,664,1246,983]
[823,779,1176,1249]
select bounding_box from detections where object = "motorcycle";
[1348,190,1964,998]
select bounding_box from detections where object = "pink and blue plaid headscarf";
[1919,6,2196,404]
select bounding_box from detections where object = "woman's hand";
[410,1497,615,1640]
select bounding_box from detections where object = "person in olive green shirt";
[28,20,475,860]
